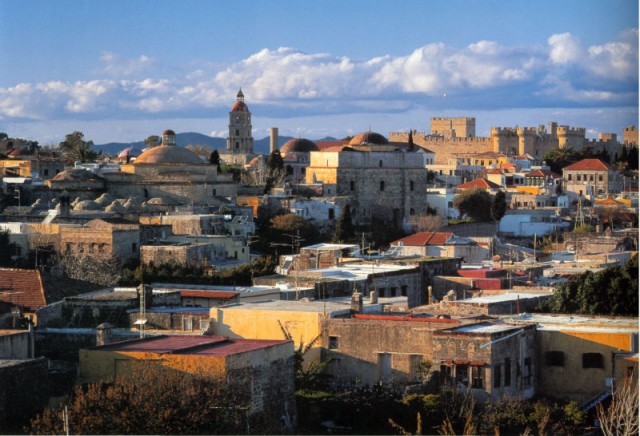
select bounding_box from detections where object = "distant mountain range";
[94,132,338,156]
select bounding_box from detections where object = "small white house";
[498,212,570,237]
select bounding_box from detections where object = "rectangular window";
[598,174,603,182]
[440,365,453,386]
[410,180,415,191]
[328,336,339,350]
[328,208,335,220]
[472,366,484,389]
[456,364,469,387]
[401,285,408,296]
[350,181,355,191]
[568,174,572,181]
[504,358,511,386]
[131,243,137,252]
[380,181,385,191]
[583,353,604,369]
[494,365,501,388]
[577,175,581,181]
[523,357,532,387]
[545,351,565,367]
[590,175,594,182]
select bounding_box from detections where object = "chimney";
[59,192,71,218]
[270,127,279,154]
[96,322,114,346]
[427,286,433,305]
[351,292,363,313]
[28,319,35,358]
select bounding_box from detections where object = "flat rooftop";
[502,313,639,332]
[446,323,522,334]
[212,295,395,315]
[454,292,551,305]
[301,262,417,281]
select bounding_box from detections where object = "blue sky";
[0,0,637,145]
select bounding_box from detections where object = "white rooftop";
[502,313,638,332]
[450,323,521,334]
[455,292,551,304]
[307,262,416,281]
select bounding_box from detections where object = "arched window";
[410,208,415,215]
[350,181,355,191]
[380,181,385,191]
[379,160,383,167]
[410,180,415,191]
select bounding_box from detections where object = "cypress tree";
[333,204,355,243]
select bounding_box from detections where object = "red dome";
[280,138,319,154]
[349,132,389,146]
[231,101,249,113]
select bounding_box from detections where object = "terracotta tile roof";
[392,231,454,246]
[563,158,612,171]
[456,178,501,190]
[316,140,348,150]
[486,169,504,175]
[0,268,46,311]
[526,169,561,178]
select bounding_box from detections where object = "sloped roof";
[563,158,612,171]
[180,290,240,299]
[0,268,46,311]
[392,231,454,246]
[526,169,561,178]
[456,178,501,190]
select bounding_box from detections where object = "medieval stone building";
[103,129,237,204]
[304,131,429,226]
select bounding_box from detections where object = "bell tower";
[226,88,254,154]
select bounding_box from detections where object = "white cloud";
[548,33,583,65]
[99,52,154,77]
[0,30,636,126]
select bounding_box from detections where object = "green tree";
[0,230,16,267]
[332,204,355,243]
[490,190,507,221]
[209,149,222,171]
[58,131,97,164]
[537,256,638,316]
[453,189,493,222]
[143,135,161,148]
[269,213,319,254]
[28,363,258,435]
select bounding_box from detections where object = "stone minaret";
[226,88,254,154]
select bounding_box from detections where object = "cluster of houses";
[0,92,637,431]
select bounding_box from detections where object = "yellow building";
[504,313,638,402]
[210,299,362,365]
[79,334,295,430]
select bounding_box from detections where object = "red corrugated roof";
[180,290,240,299]
[0,268,46,311]
[456,178,501,190]
[563,158,612,171]
[94,335,288,356]
[392,231,454,246]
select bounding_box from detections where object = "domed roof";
[280,138,319,154]
[134,144,202,165]
[73,200,102,211]
[163,129,176,136]
[348,132,389,146]
[50,169,103,182]
[231,101,249,113]
[118,146,142,158]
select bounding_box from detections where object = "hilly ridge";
[94,132,339,156]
